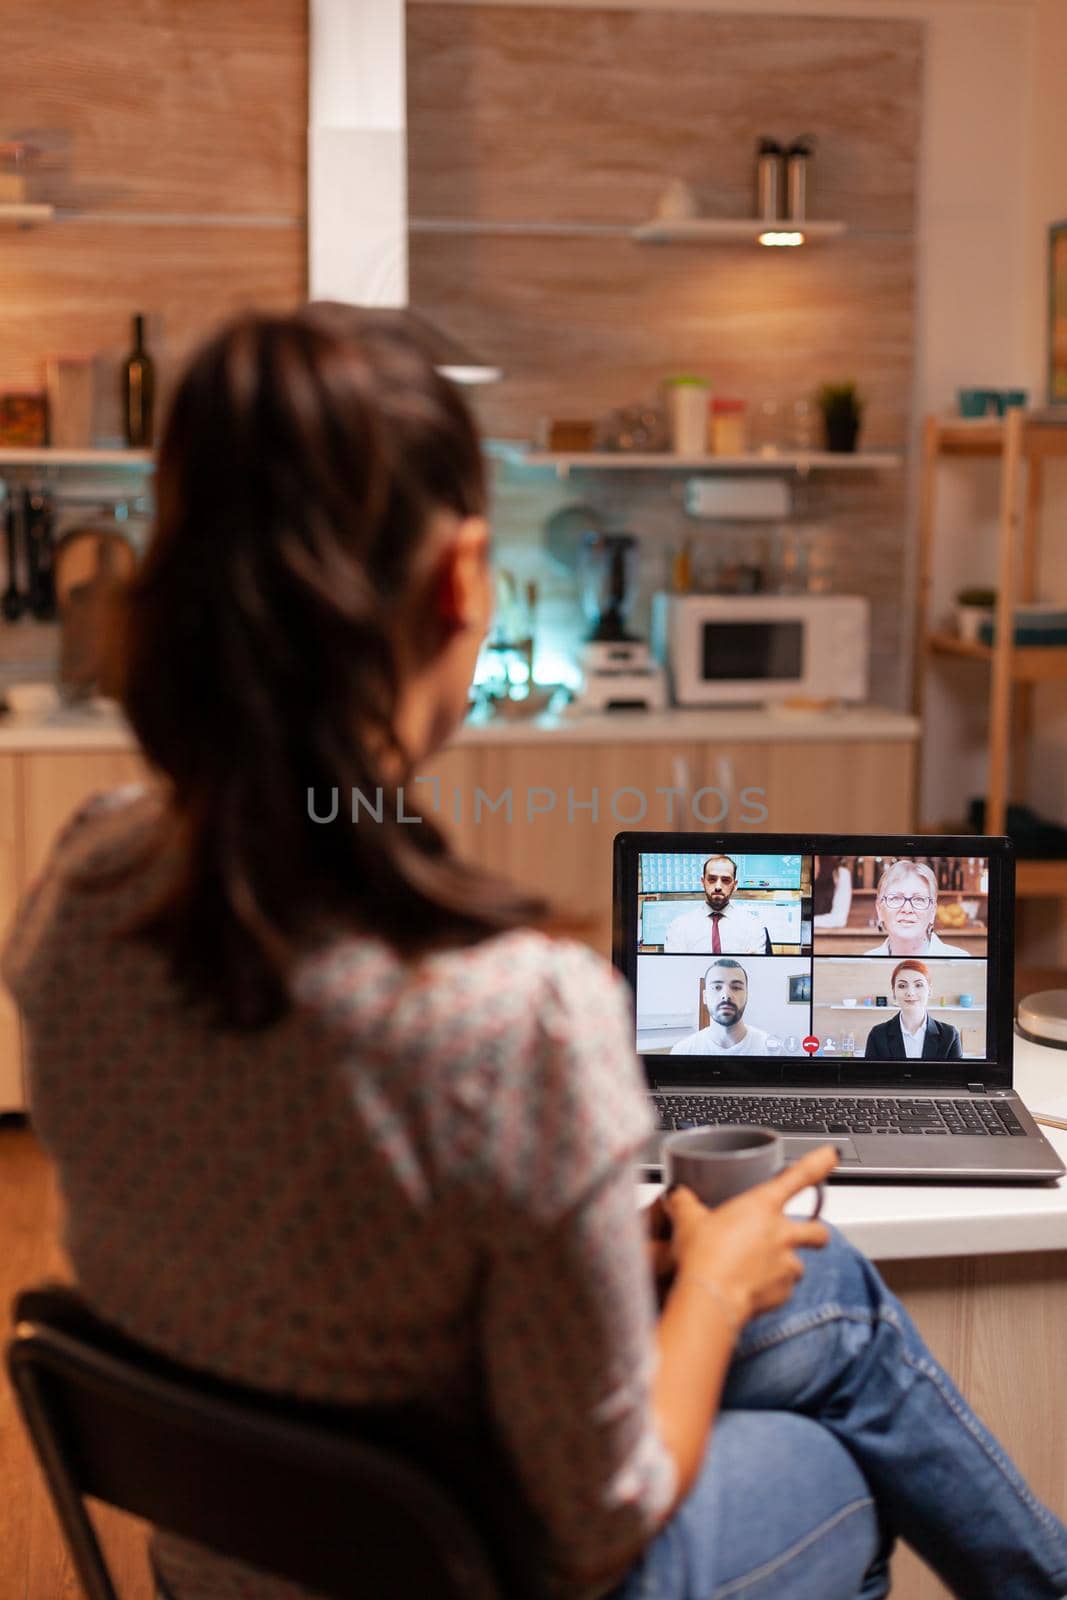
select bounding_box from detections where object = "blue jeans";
[609,1227,1067,1600]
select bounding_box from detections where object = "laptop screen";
[613,833,1014,1085]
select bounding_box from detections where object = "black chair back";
[8,1284,548,1600]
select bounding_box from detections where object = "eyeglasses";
[883,893,932,911]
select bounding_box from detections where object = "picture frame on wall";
[1048,221,1067,405]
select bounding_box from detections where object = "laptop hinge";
[967,1082,987,1094]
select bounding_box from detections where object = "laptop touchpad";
[784,1136,861,1164]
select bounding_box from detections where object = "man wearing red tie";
[663,854,769,954]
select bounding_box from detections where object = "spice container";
[0,392,47,446]
[665,376,711,455]
[710,398,747,456]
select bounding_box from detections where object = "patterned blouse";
[2,788,675,1598]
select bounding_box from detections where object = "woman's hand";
[649,1146,838,1508]
[664,1144,838,1328]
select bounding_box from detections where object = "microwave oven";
[650,592,870,706]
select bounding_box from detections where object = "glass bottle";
[123,314,155,448]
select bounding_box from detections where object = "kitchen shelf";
[0,448,153,469]
[633,218,847,245]
[0,202,54,228]
[926,631,1067,682]
[512,449,901,479]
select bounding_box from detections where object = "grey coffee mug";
[664,1125,824,1217]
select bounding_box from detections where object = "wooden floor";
[1,1119,154,1600]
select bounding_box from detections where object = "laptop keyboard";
[653,1094,1028,1137]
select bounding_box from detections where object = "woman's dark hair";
[108,304,553,1029]
[812,854,843,918]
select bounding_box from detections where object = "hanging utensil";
[2,492,24,621]
[54,523,138,700]
[25,488,58,621]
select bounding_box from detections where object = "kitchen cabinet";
[0,717,915,1108]
[0,750,149,1111]
[20,751,149,885]
[421,735,914,958]
[422,741,714,954]
[764,741,914,834]
[0,757,21,1111]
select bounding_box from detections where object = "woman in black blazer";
[864,959,963,1061]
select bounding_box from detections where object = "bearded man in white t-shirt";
[670,958,770,1055]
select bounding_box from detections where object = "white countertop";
[0,700,920,753]
[457,704,920,745]
[640,1032,1067,1264]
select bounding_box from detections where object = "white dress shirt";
[663,900,768,955]
[670,1023,771,1056]
[900,1014,926,1059]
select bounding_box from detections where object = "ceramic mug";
[664,1125,824,1216]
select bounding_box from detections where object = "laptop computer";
[612,831,1065,1182]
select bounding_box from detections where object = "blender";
[574,532,667,712]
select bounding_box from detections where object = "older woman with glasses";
[865,860,970,956]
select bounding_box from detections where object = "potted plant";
[955,585,997,643]
[816,382,864,453]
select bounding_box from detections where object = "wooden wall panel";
[415,230,915,443]
[0,0,306,398]
[408,4,920,445]
[0,1,306,216]
[408,6,921,230]
[0,223,304,399]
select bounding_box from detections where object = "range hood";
[355,307,502,387]
[307,0,500,384]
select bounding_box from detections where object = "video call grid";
[633,851,992,1060]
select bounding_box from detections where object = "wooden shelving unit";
[915,409,1067,896]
